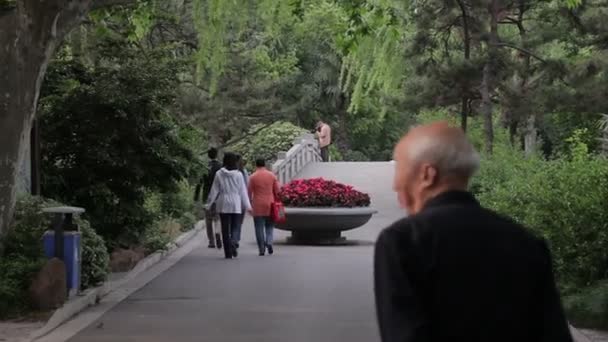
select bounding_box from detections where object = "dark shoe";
[233,248,238,258]
[267,245,273,255]
[208,244,216,248]
[215,233,222,249]
[259,251,265,256]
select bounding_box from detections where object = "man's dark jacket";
[374,191,573,342]
[194,159,222,202]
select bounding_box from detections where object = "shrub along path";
[66,162,400,342]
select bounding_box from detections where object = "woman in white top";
[206,152,252,259]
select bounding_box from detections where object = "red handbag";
[271,200,286,224]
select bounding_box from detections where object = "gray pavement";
[68,162,403,342]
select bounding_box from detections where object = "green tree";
[0,0,140,246]
[39,38,195,244]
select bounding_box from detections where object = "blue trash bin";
[43,231,82,295]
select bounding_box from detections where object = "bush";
[3,196,51,260]
[144,181,197,236]
[329,145,343,161]
[281,178,371,207]
[341,150,370,161]
[141,221,172,252]
[0,256,44,319]
[564,281,608,330]
[0,196,110,318]
[141,218,183,252]
[160,180,196,230]
[231,121,308,166]
[469,142,544,197]
[478,131,608,293]
[1,196,57,317]
[78,219,109,289]
[178,212,197,232]
[417,111,608,294]
[39,42,196,246]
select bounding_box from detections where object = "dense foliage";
[0,196,109,318]
[79,219,110,288]
[419,111,608,328]
[39,37,199,246]
[478,136,608,292]
[230,121,308,166]
[281,178,371,208]
[0,197,46,318]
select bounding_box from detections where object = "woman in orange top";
[248,158,281,256]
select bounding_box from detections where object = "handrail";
[272,133,322,184]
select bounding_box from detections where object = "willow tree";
[191,0,296,94]
[340,1,407,115]
[0,0,135,239]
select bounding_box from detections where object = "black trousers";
[320,146,329,162]
[219,213,239,258]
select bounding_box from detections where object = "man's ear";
[420,163,438,188]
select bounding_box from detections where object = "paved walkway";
[67,162,401,342]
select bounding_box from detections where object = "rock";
[109,248,145,273]
[132,246,147,257]
[29,258,67,310]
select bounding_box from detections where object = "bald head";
[393,121,480,214]
[396,121,480,181]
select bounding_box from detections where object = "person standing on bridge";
[248,158,281,256]
[206,152,252,259]
[374,122,572,342]
[316,121,331,162]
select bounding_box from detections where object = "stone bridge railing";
[272,133,322,184]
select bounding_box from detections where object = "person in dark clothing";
[374,121,573,342]
[194,147,223,248]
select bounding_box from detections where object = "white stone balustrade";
[272,133,322,184]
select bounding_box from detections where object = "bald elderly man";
[374,122,572,342]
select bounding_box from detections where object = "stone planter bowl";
[275,207,378,245]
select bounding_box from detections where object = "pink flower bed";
[280,178,371,208]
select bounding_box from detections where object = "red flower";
[279,177,371,208]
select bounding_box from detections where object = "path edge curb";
[25,224,203,342]
[571,325,594,342]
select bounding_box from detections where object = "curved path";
[67,162,402,342]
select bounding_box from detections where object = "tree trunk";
[509,117,519,147]
[524,113,538,155]
[515,3,536,156]
[480,63,494,154]
[460,98,469,132]
[479,0,500,154]
[0,10,49,241]
[31,119,41,196]
[457,0,471,132]
[0,0,131,239]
